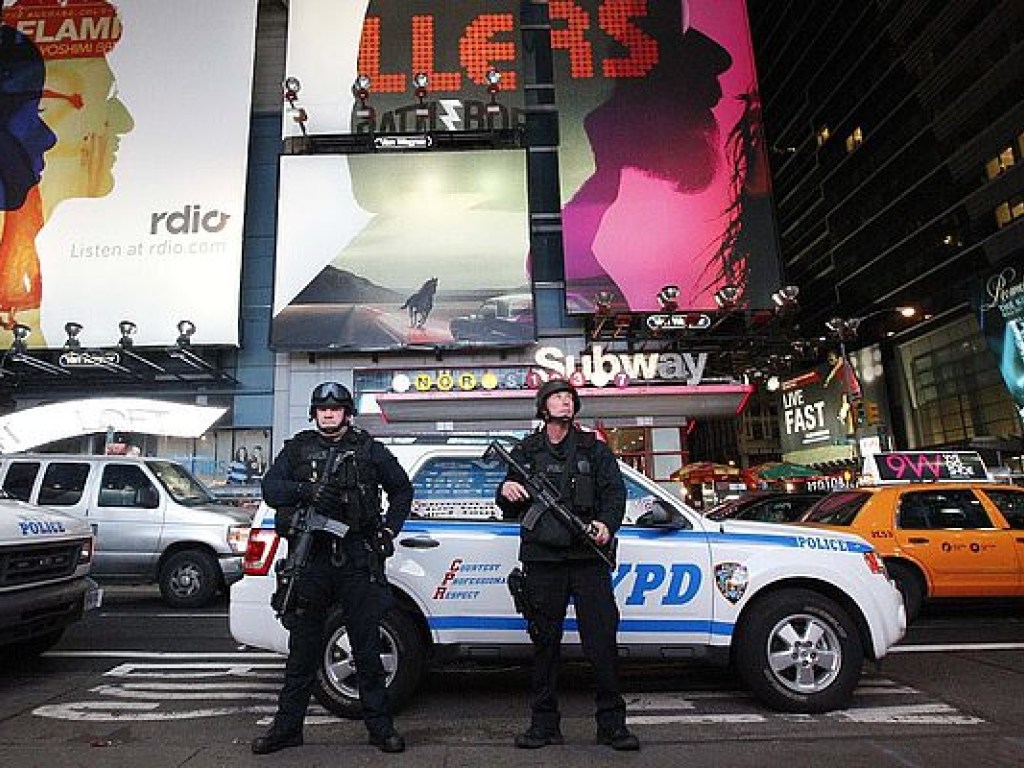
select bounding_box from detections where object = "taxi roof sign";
[861,451,990,484]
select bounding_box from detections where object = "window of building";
[898,315,1021,448]
[816,125,831,147]
[995,196,1024,229]
[844,126,863,153]
[985,145,1016,180]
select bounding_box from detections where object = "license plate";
[85,586,104,611]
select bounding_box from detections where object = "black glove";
[295,482,318,504]
[274,508,297,538]
[373,527,395,559]
[312,478,346,518]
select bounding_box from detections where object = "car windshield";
[146,460,217,506]
[801,491,869,526]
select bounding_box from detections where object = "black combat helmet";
[535,379,581,419]
[309,381,356,420]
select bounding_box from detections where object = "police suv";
[231,440,905,716]
[0,491,100,657]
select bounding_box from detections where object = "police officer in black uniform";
[251,382,412,755]
[497,379,640,751]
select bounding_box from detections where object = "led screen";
[555,0,783,313]
[977,260,1024,421]
[271,150,531,351]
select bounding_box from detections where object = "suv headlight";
[228,525,250,555]
[79,537,94,564]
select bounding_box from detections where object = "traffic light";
[852,398,866,425]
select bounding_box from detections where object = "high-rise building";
[748,0,1024,462]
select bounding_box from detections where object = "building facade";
[748,0,1024,470]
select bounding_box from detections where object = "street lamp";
[826,306,916,340]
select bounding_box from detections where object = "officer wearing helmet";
[496,379,638,751]
[253,382,412,755]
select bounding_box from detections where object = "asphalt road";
[1,587,1022,767]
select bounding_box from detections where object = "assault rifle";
[270,450,355,618]
[484,441,616,569]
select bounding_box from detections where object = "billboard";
[0,0,256,349]
[555,0,782,313]
[272,151,530,351]
[977,260,1024,420]
[274,1,530,352]
[779,346,890,456]
[282,1,525,137]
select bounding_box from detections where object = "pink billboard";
[555,0,783,313]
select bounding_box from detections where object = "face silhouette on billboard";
[0,0,133,342]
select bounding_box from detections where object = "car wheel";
[158,549,221,608]
[734,588,863,713]
[8,629,63,660]
[314,607,424,719]
[886,561,925,622]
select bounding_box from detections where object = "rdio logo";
[150,204,230,235]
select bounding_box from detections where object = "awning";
[370,383,753,433]
[0,398,228,453]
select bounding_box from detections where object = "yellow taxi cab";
[797,452,1024,620]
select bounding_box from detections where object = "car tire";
[8,629,63,660]
[158,549,221,608]
[734,588,863,713]
[314,607,425,719]
[886,561,925,623]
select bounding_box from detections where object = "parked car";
[450,292,592,343]
[705,492,825,523]
[232,439,905,717]
[0,491,101,658]
[797,481,1024,620]
[0,454,251,608]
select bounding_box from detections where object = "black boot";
[597,726,640,751]
[514,726,565,749]
[251,728,303,755]
[369,730,406,753]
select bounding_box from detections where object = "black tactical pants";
[522,558,626,734]
[271,537,395,738]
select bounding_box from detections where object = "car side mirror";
[635,500,675,527]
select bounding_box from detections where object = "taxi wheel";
[887,561,925,622]
[734,589,863,713]
[158,549,221,608]
[314,607,425,719]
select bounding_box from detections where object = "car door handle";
[906,537,929,544]
[399,535,440,549]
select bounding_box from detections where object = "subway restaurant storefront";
[271,341,754,488]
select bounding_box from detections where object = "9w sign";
[872,451,989,482]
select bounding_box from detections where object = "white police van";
[231,441,905,716]
[0,491,100,657]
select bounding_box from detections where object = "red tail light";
[243,529,280,576]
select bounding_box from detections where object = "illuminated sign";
[534,345,707,387]
[866,452,989,483]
